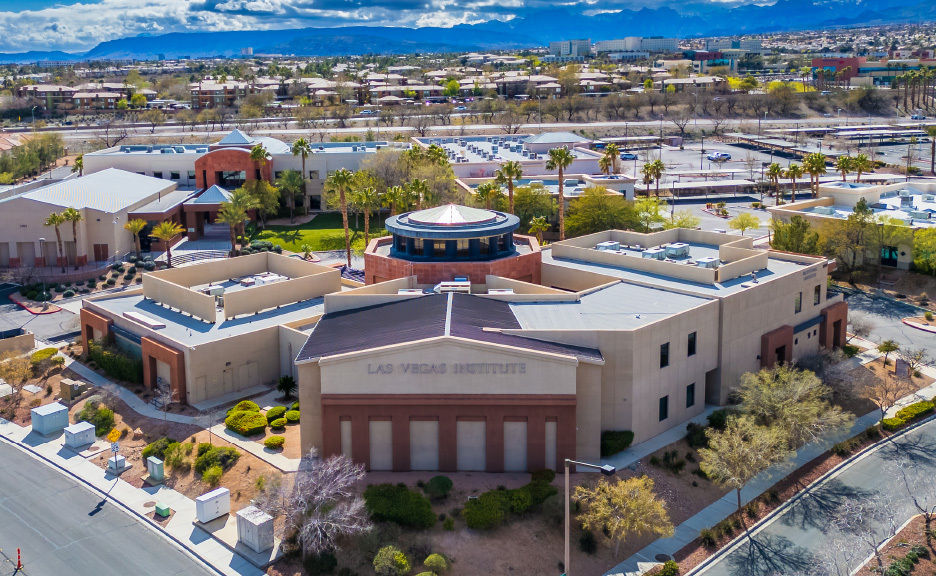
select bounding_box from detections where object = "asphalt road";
[0,441,214,576]
[694,416,936,576]
[845,291,936,357]
[0,285,79,342]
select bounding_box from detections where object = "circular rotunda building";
[365,204,542,285]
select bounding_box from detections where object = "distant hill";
[0,0,933,64]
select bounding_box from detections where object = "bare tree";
[154,386,174,423]
[897,347,931,375]
[864,372,915,426]
[829,493,900,573]
[894,456,936,547]
[670,116,691,138]
[411,111,434,137]
[197,407,225,445]
[847,313,873,342]
[95,118,130,148]
[255,449,371,558]
[743,153,760,180]
[496,105,524,134]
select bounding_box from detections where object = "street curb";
[7,294,62,315]
[902,318,936,334]
[685,413,936,576]
[0,427,228,576]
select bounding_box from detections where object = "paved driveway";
[0,441,214,576]
[845,292,936,357]
[0,284,80,342]
[693,417,936,576]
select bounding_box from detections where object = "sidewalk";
[0,416,264,576]
[605,338,901,576]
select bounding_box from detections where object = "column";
[486,412,505,473]
[439,413,457,472]
[392,415,410,472]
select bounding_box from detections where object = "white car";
[707,152,731,161]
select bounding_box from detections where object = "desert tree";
[198,407,225,446]
[572,475,674,558]
[0,350,32,394]
[877,339,900,366]
[255,448,371,559]
[738,363,853,448]
[277,375,297,400]
[728,213,761,236]
[893,455,936,547]
[699,415,790,518]
[863,372,915,427]
[897,347,931,376]
[847,313,873,343]
[828,492,901,573]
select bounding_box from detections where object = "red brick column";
[141,337,187,404]
[760,325,794,368]
[80,308,113,351]
[820,301,849,349]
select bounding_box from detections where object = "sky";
[0,0,562,53]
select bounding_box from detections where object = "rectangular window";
[814,284,821,305]
[433,241,446,258]
[687,332,697,356]
[274,171,283,180]
[686,383,695,408]
[309,170,319,180]
[660,342,670,368]
[153,171,163,179]
[659,396,669,421]
[794,292,802,314]
[187,170,196,180]
[456,238,470,257]
[170,171,180,180]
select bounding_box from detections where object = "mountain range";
[0,0,934,64]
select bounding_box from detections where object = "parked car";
[620,152,638,160]
[359,109,377,115]
[911,114,927,120]
[820,90,832,96]
[707,152,731,161]
[454,106,468,111]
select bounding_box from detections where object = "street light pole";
[31,106,37,126]
[564,459,616,576]
[659,114,664,161]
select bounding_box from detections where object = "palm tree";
[494,160,523,214]
[927,126,936,175]
[249,143,269,180]
[224,188,259,253]
[275,169,305,223]
[326,168,354,269]
[803,153,827,198]
[61,206,82,269]
[408,178,429,211]
[785,163,804,199]
[475,182,503,210]
[215,204,243,257]
[351,186,381,247]
[598,154,612,176]
[43,212,66,272]
[123,218,147,260]
[528,216,549,245]
[766,163,783,201]
[151,221,185,268]
[545,147,575,241]
[640,163,655,197]
[71,154,83,177]
[853,153,872,182]
[382,185,407,216]
[291,138,312,212]
[834,155,853,181]
[603,142,621,174]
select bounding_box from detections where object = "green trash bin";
[155,503,171,518]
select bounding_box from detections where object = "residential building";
[548,39,592,58]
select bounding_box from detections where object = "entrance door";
[881,246,899,267]
[775,345,786,365]
[0,242,9,267]
[93,243,109,262]
[222,369,234,394]
[504,421,528,472]
[833,319,843,348]
[369,421,393,471]
[456,420,486,471]
[544,421,557,470]
[195,376,207,404]
[410,420,439,471]
[16,242,35,266]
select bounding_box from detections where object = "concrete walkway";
[600,405,719,471]
[606,342,932,576]
[0,416,264,576]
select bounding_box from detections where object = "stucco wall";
[142,274,217,323]
[223,271,339,319]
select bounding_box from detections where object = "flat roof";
[90,293,325,346]
[510,281,710,330]
[418,135,597,164]
[542,245,807,297]
[131,187,198,214]
[9,168,175,213]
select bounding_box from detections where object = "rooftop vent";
[696,257,720,268]
[488,288,515,294]
[596,241,620,251]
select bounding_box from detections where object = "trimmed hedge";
[285,410,300,423]
[225,410,268,436]
[230,400,260,413]
[87,340,144,383]
[266,406,287,421]
[600,430,635,457]
[291,401,300,411]
[363,483,436,529]
[882,400,935,431]
[270,418,287,429]
[30,347,58,366]
[264,436,285,449]
[530,469,555,484]
[423,475,453,500]
[462,491,507,529]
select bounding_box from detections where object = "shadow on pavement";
[780,479,875,533]
[725,532,816,576]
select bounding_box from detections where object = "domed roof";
[407,204,497,227]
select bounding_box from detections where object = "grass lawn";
[253,213,388,253]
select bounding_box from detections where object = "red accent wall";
[820,300,848,349]
[321,394,576,472]
[760,325,794,368]
[364,236,542,286]
[193,148,273,189]
[141,337,188,404]
[80,308,113,351]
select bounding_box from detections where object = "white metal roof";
[19,169,175,213]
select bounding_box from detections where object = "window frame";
[660,342,670,368]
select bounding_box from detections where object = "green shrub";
[229,400,260,413]
[882,417,906,431]
[443,517,454,530]
[87,340,143,383]
[142,437,178,460]
[600,430,635,457]
[373,545,409,576]
[270,418,287,429]
[30,347,58,367]
[364,483,435,528]
[699,528,717,547]
[507,487,533,514]
[285,409,300,423]
[163,442,191,470]
[527,479,558,505]
[197,443,212,457]
[530,469,555,484]
[110,271,119,279]
[264,436,285,449]
[225,410,268,436]
[423,553,448,574]
[423,475,453,500]
[894,400,934,422]
[291,401,300,410]
[832,438,858,456]
[707,409,730,430]
[194,446,241,475]
[303,551,338,575]
[106,278,116,285]
[203,465,223,486]
[63,289,75,298]
[579,530,597,554]
[26,291,38,300]
[659,560,680,576]
[686,422,708,448]
[99,275,107,281]
[75,400,115,436]
[462,492,506,530]
[265,406,287,421]
[123,273,133,280]
[925,311,934,322]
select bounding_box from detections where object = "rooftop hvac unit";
[642,248,665,260]
[437,281,471,294]
[492,145,499,153]
[522,150,530,157]
[596,241,620,251]
[174,146,185,153]
[161,148,174,153]
[397,289,424,294]
[196,148,208,153]
[901,195,914,208]
[564,179,578,187]
[909,211,931,220]
[486,136,492,142]
[696,257,720,268]
[146,146,153,153]
[923,194,935,202]
[665,243,690,258]
[899,190,911,197]
[813,206,836,215]
[488,288,515,294]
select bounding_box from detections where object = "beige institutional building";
[81,207,848,473]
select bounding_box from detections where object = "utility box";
[196,487,230,523]
[60,378,91,402]
[31,402,69,436]
[146,457,165,482]
[236,505,275,553]
[106,454,128,474]
[64,421,96,448]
